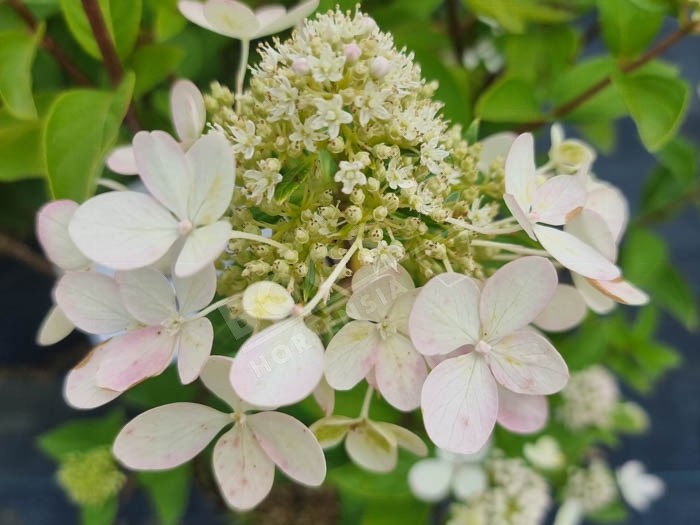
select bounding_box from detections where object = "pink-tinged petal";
[534,224,620,281]
[55,272,134,335]
[117,268,177,325]
[254,0,319,37]
[64,344,121,409]
[572,272,615,313]
[242,281,295,320]
[133,131,191,219]
[504,193,536,240]
[452,464,488,501]
[409,273,481,356]
[253,5,286,28]
[477,131,516,173]
[585,181,628,244]
[421,354,498,454]
[496,385,548,433]
[310,416,355,448]
[488,330,568,395]
[36,200,89,270]
[170,79,205,145]
[387,290,419,336]
[106,145,138,175]
[174,220,232,277]
[347,267,414,322]
[37,305,74,346]
[177,0,216,31]
[177,318,214,384]
[534,284,587,333]
[408,458,453,502]
[345,421,398,473]
[374,422,427,456]
[173,263,217,314]
[480,256,558,342]
[312,377,335,416]
[375,334,427,412]
[96,327,177,392]
[200,355,258,412]
[531,175,587,226]
[588,278,649,306]
[114,402,230,470]
[424,345,472,369]
[186,132,236,225]
[565,209,617,261]
[213,424,275,511]
[202,0,260,39]
[231,318,324,407]
[247,411,326,486]
[324,320,380,390]
[69,191,179,271]
[505,133,537,212]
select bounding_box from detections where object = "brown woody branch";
[0,232,54,277]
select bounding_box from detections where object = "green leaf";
[614,71,690,151]
[576,119,616,153]
[464,0,575,33]
[80,498,118,525]
[0,110,44,181]
[652,263,699,330]
[476,77,541,122]
[129,44,184,98]
[328,454,416,502]
[138,466,191,525]
[361,499,430,525]
[60,0,142,60]
[44,73,134,201]
[0,26,43,120]
[153,3,187,42]
[37,410,125,462]
[597,0,664,59]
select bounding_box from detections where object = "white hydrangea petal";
[69,191,179,271]
[170,79,206,145]
[374,334,427,411]
[36,200,89,270]
[55,272,134,335]
[324,320,380,390]
[565,209,617,261]
[531,175,587,226]
[452,464,488,501]
[186,131,235,225]
[202,0,260,39]
[253,5,286,29]
[374,422,427,456]
[345,421,398,473]
[589,278,650,306]
[553,499,584,525]
[247,411,326,486]
[173,263,217,314]
[254,0,319,38]
[351,263,414,294]
[309,415,355,448]
[585,181,629,244]
[534,224,620,281]
[496,385,548,434]
[96,327,177,392]
[37,305,74,346]
[312,377,335,416]
[409,273,481,356]
[489,330,569,396]
[480,256,558,342]
[242,281,295,320]
[231,318,324,406]
[616,460,665,512]
[177,318,214,384]
[534,284,588,332]
[347,269,414,322]
[387,290,419,336]
[133,131,192,219]
[477,132,516,173]
[408,458,453,502]
[114,402,230,470]
[177,0,217,31]
[572,272,615,313]
[504,192,536,240]
[117,268,177,325]
[213,424,275,511]
[421,354,498,454]
[200,355,258,412]
[64,343,122,409]
[505,133,537,212]
[174,220,232,277]
[106,145,138,175]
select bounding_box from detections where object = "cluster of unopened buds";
[35,0,662,519]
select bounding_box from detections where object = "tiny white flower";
[309,94,353,139]
[230,120,262,159]
[307,43,346,83]
[334,159,367,194]
[523,436,565,471]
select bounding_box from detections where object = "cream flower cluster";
[558,365,619,429]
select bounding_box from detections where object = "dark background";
[1,35,698,525]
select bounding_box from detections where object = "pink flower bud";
[292,57,310,75]
[344,42,362,63]
[370,56,390,79]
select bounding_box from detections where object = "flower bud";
[370,56,391,79]
[358,248,375,265]
[327,136,345,154]
[350,188,365,205]
[328,245,347,259]
[382,193,400,212]
[292,57,310,75]
[372,206,388,221]
[319,190,335,206]
[355,151,371,167]
[293,262,308,278]
[366,177,380,192]
[294,227,310,244]
[320,205,340,220]
[282,249,299,263]
[310,243,328,261]
[344,205,363,224]
[271,259,290,278]
[369,227,384,242]
[344,42,362,63]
